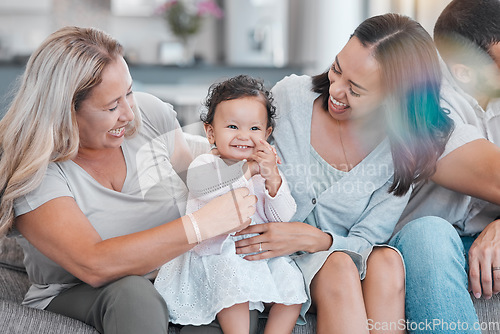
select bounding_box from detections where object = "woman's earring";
[210,143,217,150]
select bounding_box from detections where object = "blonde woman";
[0,26,256,334]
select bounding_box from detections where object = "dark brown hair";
[434,0,500,67]
[312,14,454,196]
[201,75,276,131]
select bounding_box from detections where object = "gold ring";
[259,243,262,252]
[492,267,500,271]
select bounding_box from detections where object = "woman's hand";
[234,221,333,260]
[195,187,257,240]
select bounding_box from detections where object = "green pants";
[46,275,261,334]
[46,276,169,334]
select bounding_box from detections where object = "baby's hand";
[252,139,282,197]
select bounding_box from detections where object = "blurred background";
[0,0,452,133]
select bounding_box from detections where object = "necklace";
[337,119,350,171]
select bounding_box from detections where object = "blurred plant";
[156,0,223,42]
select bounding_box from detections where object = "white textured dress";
[154,154,307,326]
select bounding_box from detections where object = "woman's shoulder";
[271,74,315,122]
[273,74,312,93]
[272,74,316,109]
[14,162,73,218]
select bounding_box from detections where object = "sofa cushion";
[0,236,24,272]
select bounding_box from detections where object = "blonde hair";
[0,26,141,235]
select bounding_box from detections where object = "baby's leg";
[217,302,250,334]
[264,303,301,334]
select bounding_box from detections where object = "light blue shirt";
[270,74,412,321]
[271,75,411,255]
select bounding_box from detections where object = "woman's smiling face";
[327,36,385,122]
[76,56,135,152]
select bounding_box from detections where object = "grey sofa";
[1,134,499,333]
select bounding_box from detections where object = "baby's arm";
[259,171,296,223]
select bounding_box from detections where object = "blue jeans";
[389,217,480,334]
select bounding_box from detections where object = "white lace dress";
[154,154,307,325]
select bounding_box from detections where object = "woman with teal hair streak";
[234,13,453,333]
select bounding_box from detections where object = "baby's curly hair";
[201,75,277,131]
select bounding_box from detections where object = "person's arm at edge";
[432,138,500,206]
[432,139,500,298]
